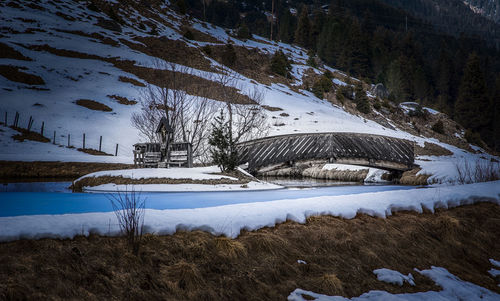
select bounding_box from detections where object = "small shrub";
[270,50,291,77]
[306,50,317,68]
[373,100,381,110]
[323,70,333,79]
[335,88,344,104]
[176,0,187,14]
[408,105,427,119]
[312,75,332,99]
[221,43,236,67]
[455,159,500,184]
[465,129,483,147]
[202,45,212,55]
[237,23,251,40]
[354,83,371,114]
[183,29,194,40]
[431,120,445,134]
[107,187,145,255]
[138,23,146,30]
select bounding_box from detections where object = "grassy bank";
[1,203,499,300]
[0,161,133,183]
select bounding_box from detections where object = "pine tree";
[221,43,237,67]
[455,53,489,135]
[354,83,371,114]
[208,110,237,172]
[294,6,311,48]
[270,50,291,77]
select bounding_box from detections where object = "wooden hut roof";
[156,117,174,133]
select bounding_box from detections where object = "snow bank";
[76,166,238,181]
[373,268,415,286]
[289,266,500,300]
[84,181,283,192]
[0,181,499,241]
[322,164,391,183]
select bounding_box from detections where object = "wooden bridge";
[236,132,415,173]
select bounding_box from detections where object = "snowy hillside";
[0,0,498,184]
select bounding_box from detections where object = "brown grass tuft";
[241,231,290,257]
[0,42,31,61]
[118,76,146,87]
[11,127,50,143]
[77,148,113,156]
[75,99,112,112]
[214,236,247,259]
[262,105,283,111]
[166,261,205,290]
[107,94,137,105]
[0,65,44,85]
[313,274,344,295]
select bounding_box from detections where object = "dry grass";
[1,203,499,300]
[0,65,44,85]
[75,99,112,112]
[76,148,113,156]
[262,105,283,111]
[11,127,50,143]
[414,142,453,156]
[118,76,145,87]
[0,42,31,60]
[399,168,431,185]
[0,161,133,182]
[107,94,137,105]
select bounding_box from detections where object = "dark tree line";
[180,0,500,150]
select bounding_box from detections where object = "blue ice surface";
[0,182,417,217]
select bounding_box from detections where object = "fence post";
[27,116,33,131]
[53,131,56,144]
[13,112,19,127]
[40,122,44,136]
[115,144,118,156]
[68,134,70,147]
[99,136,102,152]
[83,133,85,149]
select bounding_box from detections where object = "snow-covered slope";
[0,0,498,184]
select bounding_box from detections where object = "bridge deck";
[236,132,415,172]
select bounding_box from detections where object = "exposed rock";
[371,83,389,99]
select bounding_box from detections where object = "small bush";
[107,187,145,255]
[465,129,483,147]
[408,105,427,119]
[432,120,445,134]
[323,70,333,79]
[237,23,251,40]
[335,88,344,104]
[183,29,194,40]
[202,45,212,55]
[455,159,500,184]
[373,100,381,110]
[270,50,291,77]
[306,50,317,68]
[354,83,371,114]
[312,75,332,99]
[221,43,236,67]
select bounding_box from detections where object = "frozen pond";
[0,181,418,217]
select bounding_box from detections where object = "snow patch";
[373,268,415,286]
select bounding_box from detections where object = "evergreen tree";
[221,43,237,67]
[493,76,500,151]
[279,9,295,43]
[354,83,371,114]
[455,53,489,137]
[270,50,291,77]
[208,110,238,172]
[237,23,251,40]
[294,6,311,48]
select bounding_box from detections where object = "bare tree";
[131,60,218,160]
[212,66,268,144]
[107,186,145,255]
